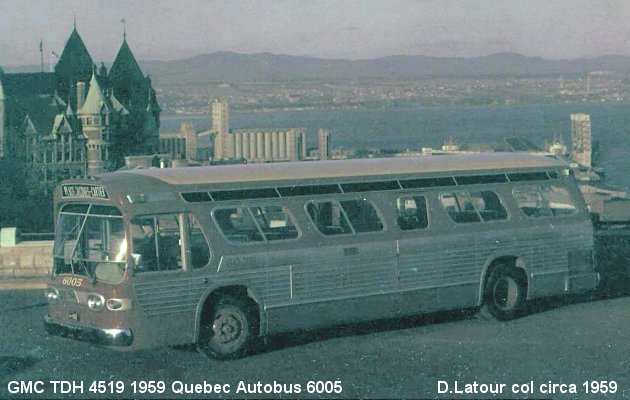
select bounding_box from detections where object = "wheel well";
[482,256,528,297]
[199,286,260,335]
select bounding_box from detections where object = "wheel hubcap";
[212,311,243,345]
[493,277,519,311]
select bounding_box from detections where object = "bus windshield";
[53,204,127,284]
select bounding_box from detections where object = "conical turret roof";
[78,72,108,115]
[55,26,94,84]
[109,39,145,89]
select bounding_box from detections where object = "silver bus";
[44,153,598,359]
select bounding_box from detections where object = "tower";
[211,98,229,136]
[78,72,109,175]
[570,113,592,168]
[108,36,160,165]
[211,99,231,159]
[318,129,331,160]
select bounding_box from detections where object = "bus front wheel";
[480,265,527,321]
[197,295,257,359]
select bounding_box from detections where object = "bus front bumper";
[44,314,133,347]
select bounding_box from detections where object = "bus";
[44,153,599,359]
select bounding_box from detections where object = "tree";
[0,161,53,232]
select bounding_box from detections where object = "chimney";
[76,82,86,111]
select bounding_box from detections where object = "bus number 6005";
[62,277,83,287]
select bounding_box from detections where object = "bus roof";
[111,153,566,186]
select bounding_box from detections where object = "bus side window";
[340,199,384,233]
[131,217,158,272]
[251,205,299,241]
[213,207,265,243]
[513,187,553,218]
[131,214,183,272]
[470,191,508,221]
[540,186,578,216]
[188,214,210,269]
[396,195,428,230]
[306,200,353,235]
[441,192,481,223]
[156,215,183,271]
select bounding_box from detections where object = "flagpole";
[39,40,44,73]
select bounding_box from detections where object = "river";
[161,102,630,190]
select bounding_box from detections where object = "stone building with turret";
[0,24,160,193]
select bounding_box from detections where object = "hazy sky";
[2,0,630,66]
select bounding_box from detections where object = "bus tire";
[480,264,527,321]
[197,295,257,360]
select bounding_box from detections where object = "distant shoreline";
[161,99,628,120]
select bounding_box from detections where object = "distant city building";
[318,129,331,160]
[211,98,229,136]
[570,113,592,168]
[158,122,197,160]
[0,24,160,192]
[159,122,212,162]
[212,99,306,162]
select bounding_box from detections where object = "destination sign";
[61,184,109,199]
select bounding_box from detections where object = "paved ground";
[0,288,628,399]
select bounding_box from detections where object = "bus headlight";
[46,287,59,302]
[87,294,105,311]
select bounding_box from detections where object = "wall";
[0,240,53,280]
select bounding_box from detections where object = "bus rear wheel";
[197,295,256,359]
[480,265,527,321]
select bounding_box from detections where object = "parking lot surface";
[0,289,628,399]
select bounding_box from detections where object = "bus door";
[129,213,196,346]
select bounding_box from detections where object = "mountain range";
[7,52,630,84]
[140,52,630,84]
